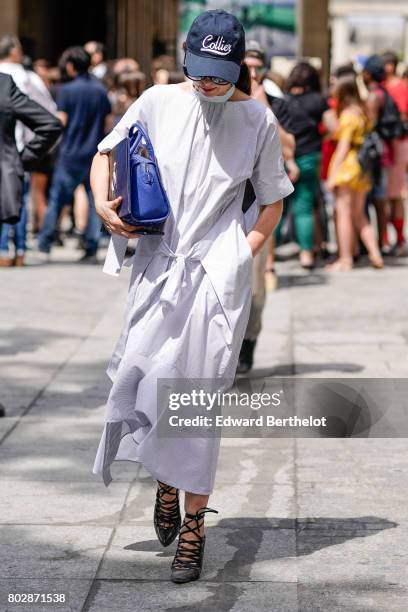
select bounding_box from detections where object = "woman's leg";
[351,189,384,267]
[73,184,89,233]
[390,198,405,254]
[171,492,216,583]
[184,492,209,536]
[169,490,210,581]
[31,172,49,233]
[265,234,277,291]
[373,197,389,248]
[326,185,353,271]
[265,234,275,271]
[292,153,319,267]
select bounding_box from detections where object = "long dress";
[93,84,293,494]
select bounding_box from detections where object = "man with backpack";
[362,55,406,253]
[382,51,408,256]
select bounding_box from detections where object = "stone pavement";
[1,239,408,611]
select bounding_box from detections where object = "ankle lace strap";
[155,481,179,521]
[172,507,218,570]
[184,507,218,520]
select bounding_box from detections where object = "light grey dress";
[93,84,293,494]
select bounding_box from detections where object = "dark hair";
[152,54,176,73]
[334,62,356,80]
[245,40,266,65]
[115,71,146,98]
[335,74,363,117]
[34,58,50,69]
[382,50,398,69]
[363,55,385,83]
[22,55,33,71]
[92,41,104,54]
[167,71,186,84]
[0,34,21,60]
[84,41,105,59]
[235,62,251,96]
[59,46,90,75]
[286,61,321,93]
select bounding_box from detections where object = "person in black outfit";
[0,73,62,231]
[284,62,328,269]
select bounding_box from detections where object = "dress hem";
[93,457,215,496]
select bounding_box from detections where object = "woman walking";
[326,75,383,271]
[90,10,293,583]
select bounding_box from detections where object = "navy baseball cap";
[364,55,385,82]
[184,10,246,84]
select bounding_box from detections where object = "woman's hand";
[246,201,283,257]
[326,177,336,193]
[286,158,300,183]
[91,152,143,239]
[96,196,143,238]
[246,232,259,257]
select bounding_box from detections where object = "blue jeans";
[0,177,30,256]
[38,164,100,254]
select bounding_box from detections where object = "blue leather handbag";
[109,121,170,235]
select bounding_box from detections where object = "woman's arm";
[246,201,283,257]
[279,127,299,183]
[90,151,142,238]
[322,108,338,138]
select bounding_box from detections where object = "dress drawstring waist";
[121,240,206,310]
[154,242,203,309]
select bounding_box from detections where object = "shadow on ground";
[122,516,398,611]
[278,273,328,288]
[246,362,364,378]
[0,327,77,356]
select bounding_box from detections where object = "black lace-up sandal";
[170,506,218,583]
[154,481,181,547]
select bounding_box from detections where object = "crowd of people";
[239,45,408,371]
[0,36,184,265]
[0,35,407,282]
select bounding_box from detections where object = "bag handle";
[128,121,156,162]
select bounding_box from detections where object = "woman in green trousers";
[284,62,328,268]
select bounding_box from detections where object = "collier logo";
[201,35,232,56]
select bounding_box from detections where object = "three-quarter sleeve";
[97,85,155,153]
[250,108,294,206]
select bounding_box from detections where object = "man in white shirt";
[0,35,57,139]
[84,41,108,81]
[0,35,58,266]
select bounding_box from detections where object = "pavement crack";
[81,478,136,612]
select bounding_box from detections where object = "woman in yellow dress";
[326,74,384,271]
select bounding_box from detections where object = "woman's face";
[245,56,265,84]
[192,78,233,97]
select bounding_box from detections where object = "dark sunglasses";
[182,62,230,86]
[250,66,267,75]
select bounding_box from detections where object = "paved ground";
[1,239,408,611]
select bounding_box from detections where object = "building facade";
[330,0,408,69]
[0,0,179,78]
